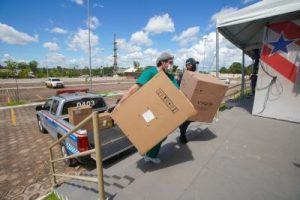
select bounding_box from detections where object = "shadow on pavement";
[187,128,217,142]
[136,127,217,172]
[225,97,254,114]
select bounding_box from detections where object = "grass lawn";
[5,100,26,106]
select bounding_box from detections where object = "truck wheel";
[37,117,47,133]
[60,143,77,167]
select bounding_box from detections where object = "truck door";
[41,99,52,131]
[48,99,60,137]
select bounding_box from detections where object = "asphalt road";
[0,80,134,106]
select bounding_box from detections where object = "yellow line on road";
[36,94,44,100]
[10,108,16,126]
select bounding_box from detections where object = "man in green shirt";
[116,52,178,164]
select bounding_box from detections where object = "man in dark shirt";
[178,58,199,144]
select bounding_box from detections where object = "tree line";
[0,60,253,79]
[219,62,252,75]
[0,60,116,79]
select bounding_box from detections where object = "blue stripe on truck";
[43,114,77,142]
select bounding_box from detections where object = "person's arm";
[116,83,141,106]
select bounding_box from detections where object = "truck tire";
[37,116,47,134]
[60,142,77,167]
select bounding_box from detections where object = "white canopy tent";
[216,0,300,96]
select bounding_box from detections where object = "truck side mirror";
[36,105,43,111]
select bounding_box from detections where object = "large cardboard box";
[111,71,196,155]
[68,106,93,132]
[180,71,228,123]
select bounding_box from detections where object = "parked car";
[45,78,64,88]
[219,77,231,84]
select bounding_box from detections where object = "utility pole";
[216,28,220,78]
[203,36,208,73]
[14,68,20,102]
[113,33,118,75]
[87,0,93,90]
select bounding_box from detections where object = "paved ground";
[55,98,300,200]
[0,94,122,200]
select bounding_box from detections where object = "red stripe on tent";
[268,21,300,41]
[261,45,297,83]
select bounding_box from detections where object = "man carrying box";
[116,52,179,164]
[177,58,199,144]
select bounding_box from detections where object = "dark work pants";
[179,121,192,138]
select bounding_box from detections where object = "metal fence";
[224,81,251,101]
[49,112,106,200]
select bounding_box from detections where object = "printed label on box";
[142,109,155,123]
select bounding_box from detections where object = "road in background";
[0,79,134,107]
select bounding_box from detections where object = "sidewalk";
[55,99,300,200]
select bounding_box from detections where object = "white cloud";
[43,42,59,51]
[87,16,100,29]
[130,31,152,46]
[172,26,200,46]
[116,38,141,54]
[209,7,238,29]
[242,0,256,4]
[68,28,99,52]
[144,14,175,34]
[144,48,160,58]
[174,31,251,70]
[72,0,84,5]
[0,23,38,45]
[45,52,66,66]
[50,27,68,34]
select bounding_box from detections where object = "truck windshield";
[52,79,60,81]
[61,97,106,115]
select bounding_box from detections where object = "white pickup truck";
[45,78,64,88]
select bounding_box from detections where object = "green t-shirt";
[136,66,179,89]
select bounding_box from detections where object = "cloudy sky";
[0,0,258,70]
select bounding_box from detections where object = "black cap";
[186,58,199,65]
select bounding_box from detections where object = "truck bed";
[90,125,134,161]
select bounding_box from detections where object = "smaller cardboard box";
[98,113,114,130]
[180,71,228,123]
[111,71,196,155]
[68,106,93,132]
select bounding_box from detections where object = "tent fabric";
[216,0,300,57]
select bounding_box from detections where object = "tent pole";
[241,50,245,98]
[216,28,220,78]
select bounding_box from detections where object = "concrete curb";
[0,102,44,110]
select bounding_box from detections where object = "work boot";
[179,135,188,144]
[144,155,161,164]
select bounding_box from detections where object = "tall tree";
[29,60,38,74]
[219,67,227,73]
